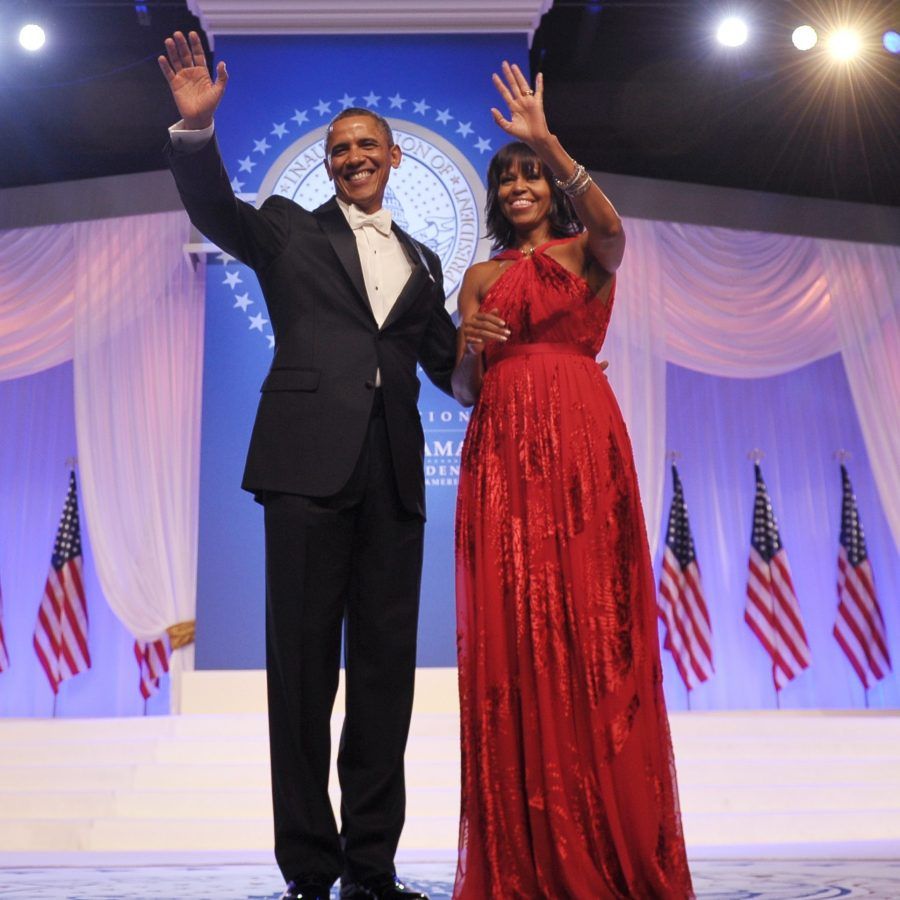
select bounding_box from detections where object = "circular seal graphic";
[257,120,490,314]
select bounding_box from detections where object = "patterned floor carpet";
[1,860,900,899]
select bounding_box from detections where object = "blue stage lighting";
[884,31,900,54]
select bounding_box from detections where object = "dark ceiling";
[1,0,898,205]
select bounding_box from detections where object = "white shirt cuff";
[169,120,215,149]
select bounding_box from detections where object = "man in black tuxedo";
[159,31,456,900]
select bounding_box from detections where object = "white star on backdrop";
[314,99,332,116]
[456,121,473,138]
[388,93,406,109]
[267,334,276,349]
[475,137,493,154]
[233,293,253,312]
[435,108,453,125]
[217,252,235,265]
[338,93,356,109]
[248,312,269,332]
[229,176,245,192]
[253,138,271,154]
[413,99,430,115]
[223,270,242,289]
[238,156,256,172]
[291,109,309,126]
[271,122,288,138]
[363,91,381,107]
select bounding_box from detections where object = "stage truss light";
[134,2,151,27]
[827,28,862,61]
[717,16,749,48]
[792,25,818,51]
[18,23,46,52]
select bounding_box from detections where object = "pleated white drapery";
[605,218,668,557]
[0,225,76,380]
[0,212,203,707]
[610,217,899,552]
[820,240,900,545]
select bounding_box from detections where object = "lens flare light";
[792,25,818,51]
[18,23,46,52]
[828,28,862,61]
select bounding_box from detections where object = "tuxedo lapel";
[382,227,433,330]
[313,198,373,319]
[383,264,428,330]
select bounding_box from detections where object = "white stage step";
[0,670,898,858]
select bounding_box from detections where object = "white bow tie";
[347,205,392,236]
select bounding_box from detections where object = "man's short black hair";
[325,108,394,151]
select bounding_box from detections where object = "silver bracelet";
[566,168,593,197]
[554,162,593,198]
[554,163,585,192]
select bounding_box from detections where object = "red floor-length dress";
[454,238,693,899]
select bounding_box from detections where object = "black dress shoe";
[340,875,429,900]
[281,879,333,899]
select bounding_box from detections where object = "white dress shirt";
[335,197,412,328]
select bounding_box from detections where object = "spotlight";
[792,25,818,51]
[18,23,46,52]
[884,30,900,54]
[828,28,861,61]
[717,17,749,48]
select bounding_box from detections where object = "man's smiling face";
[324,115,401,214]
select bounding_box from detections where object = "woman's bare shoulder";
[463,257,508,301]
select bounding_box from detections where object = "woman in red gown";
[451,63,694,899]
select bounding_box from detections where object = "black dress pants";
[263,393,424,885]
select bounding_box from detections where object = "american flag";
[134,637,170,699]
[833,464,891,688]
[658,464,714,690]
[33,470,91,693]
[0,573,9,672]
[744,463,810,691]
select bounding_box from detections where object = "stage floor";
[2,859,900,899]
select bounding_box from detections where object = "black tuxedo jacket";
[166,137,457,517]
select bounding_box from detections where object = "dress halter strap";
[493,235,580,262]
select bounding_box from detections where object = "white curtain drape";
[0,211,203,707]
[610,217,900,551]
[0,225,75,380]
[606,218,668,557]
[657,223,838,376]
[72,214,204,692]
[821,239,900,546]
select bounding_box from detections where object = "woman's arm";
[490,61,625,274]
[451,265,510,407]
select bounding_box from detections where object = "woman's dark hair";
[485,142,583,251]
